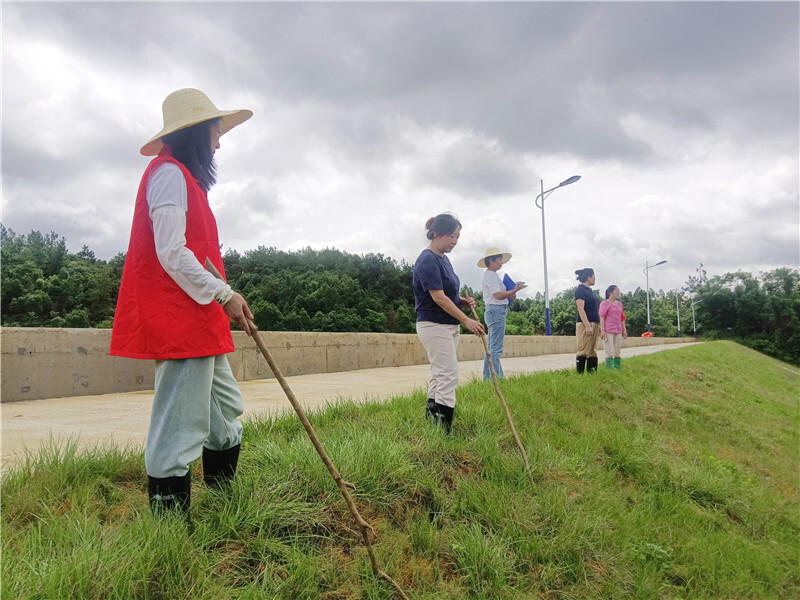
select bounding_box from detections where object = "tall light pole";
[691,298,703,339]
[675,289,682,337]
[535,175,581,335]
[643,259,667,333]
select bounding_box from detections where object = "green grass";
[2,341,798,599]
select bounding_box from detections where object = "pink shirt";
[599,300,625,334]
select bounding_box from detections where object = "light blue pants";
[483,304,508,380]
[145,355,244,478]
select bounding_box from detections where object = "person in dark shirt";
[574,267,600,373]
[412,213,484,433]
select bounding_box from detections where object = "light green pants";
[145,355,243,478]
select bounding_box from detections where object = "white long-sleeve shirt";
[146,163,230,305]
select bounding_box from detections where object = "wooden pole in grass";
[206,259,409,600]
[465,293,534,486]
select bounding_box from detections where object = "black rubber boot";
[433,403,454,435]
[148,472,191,517]
[425,398,437,421]
[576,356,586,374]
[586,357,598,373]
[202,443,240,489]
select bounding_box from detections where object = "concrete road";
[1,343,697,469]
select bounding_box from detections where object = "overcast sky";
[2,1,798,300]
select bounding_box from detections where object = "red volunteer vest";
[109,154,234,360]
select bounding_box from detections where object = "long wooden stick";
[466,293,534,486]
[206,259,409,599]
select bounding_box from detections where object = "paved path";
[1,343,698,469]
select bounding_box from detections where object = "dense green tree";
[506,311,532,335]
[2,227,122,328]
[2,226,797,364]
[687,269,800,364]
[219,247,415,334]
[387,301,416,334]
[620,289,649,336]
[522,288,587,336]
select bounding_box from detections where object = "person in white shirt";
[478,247,524,380]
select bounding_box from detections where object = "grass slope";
[2,341,798,599]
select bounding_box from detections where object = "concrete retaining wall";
[1,327,689,403]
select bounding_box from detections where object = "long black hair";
[162,118,219,192]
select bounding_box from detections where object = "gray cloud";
[1,1,797,299]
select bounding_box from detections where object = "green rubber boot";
[614,357,621,370]
[605,357,614,370]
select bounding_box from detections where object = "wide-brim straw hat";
[477,247,512,268]
[140,88,253,156]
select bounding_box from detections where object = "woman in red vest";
[110,88,254,517]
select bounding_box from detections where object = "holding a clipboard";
[502,273,527,305]
[478,247,526,381]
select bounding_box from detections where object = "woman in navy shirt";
[574,267,600,373]
[413,213,484,433]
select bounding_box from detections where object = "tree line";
[0,226,417,334]
[2,226,798,365]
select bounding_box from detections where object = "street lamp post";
[643,259,667,333]
[691,298,704,339]
[535,175,581,335]
[675,289,681,338]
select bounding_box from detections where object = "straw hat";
[140,88,253,156]
[477,247,512,268]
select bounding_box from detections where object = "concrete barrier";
[0,327,691,402]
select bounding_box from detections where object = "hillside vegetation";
[2,341,798,599]
[3,226,798,365]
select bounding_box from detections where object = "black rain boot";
[148,472,191,517]
[586,357,598,373]
[202,443,241,489]
[433,403,454,435]
[576,356,586,374]
[425,398,437,421]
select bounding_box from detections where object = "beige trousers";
[576,322,600,358]
[416,321,461,408]
[603,333,624,358]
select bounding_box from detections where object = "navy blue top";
[575,284,600,323]
[413,249,461,325]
